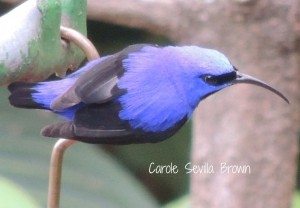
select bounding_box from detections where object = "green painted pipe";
[0,0,87,85]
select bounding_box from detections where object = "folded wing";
[50,44,151,110]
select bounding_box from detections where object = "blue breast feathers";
[117,46,197,132]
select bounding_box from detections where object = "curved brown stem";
[60,26,100,60]
[47,27,99,208]
[47,139,76,208]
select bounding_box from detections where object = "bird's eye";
[204,75,218,85]
[201,71,237,86]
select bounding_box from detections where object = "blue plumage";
[8,44,288,144]
[118,46,233,132]
[31,58,108,119]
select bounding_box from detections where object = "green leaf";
[162,195,189,208]
[0,176,40,208]
[0,88,158,208]
[292,191,300,208]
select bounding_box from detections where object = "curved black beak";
[232,71,289,104]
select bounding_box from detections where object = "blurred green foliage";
[0,176,40,208]
[163,195,189,208]
[293,192,300,208]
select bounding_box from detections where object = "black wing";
[41,102,136,144]
[51,44,152,110]
[42,101,187,144]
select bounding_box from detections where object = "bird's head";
[178,46,289,109]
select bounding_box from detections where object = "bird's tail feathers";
[8,82,49,110]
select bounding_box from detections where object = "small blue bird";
[8,44,288,144]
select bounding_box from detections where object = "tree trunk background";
[2,0,300,207]
[88,1,300,207]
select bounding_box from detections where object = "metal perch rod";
[47,26,100,208]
